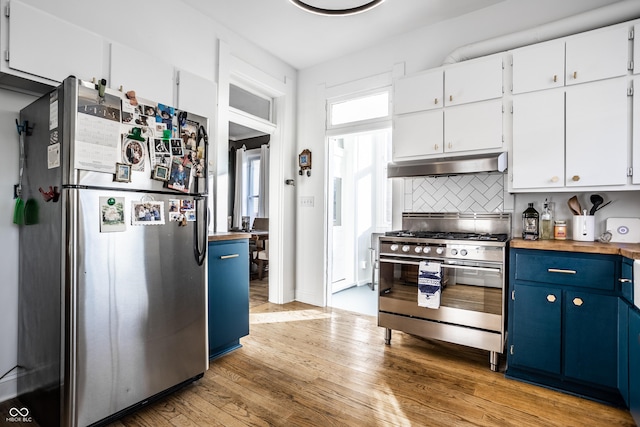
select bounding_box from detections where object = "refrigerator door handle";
[194,195,207,266]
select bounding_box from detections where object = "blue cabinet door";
[621,258,634,304]
[208,239,249,358]
[563,291,617,388]
[630,307,640,425]
[619,299,630,406]
[510,284,561,374]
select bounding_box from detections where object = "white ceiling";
[181,0,505,70]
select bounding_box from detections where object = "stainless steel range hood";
[387,152,507,178]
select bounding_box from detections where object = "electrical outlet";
[300,196,314,207]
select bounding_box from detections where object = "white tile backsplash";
[405,173,507,213]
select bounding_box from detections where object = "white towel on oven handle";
[418,261,442,309]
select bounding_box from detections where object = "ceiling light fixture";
[289,0,385,16]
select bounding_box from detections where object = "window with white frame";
[327,89,390,128]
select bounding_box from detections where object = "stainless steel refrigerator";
[17,77,209,427]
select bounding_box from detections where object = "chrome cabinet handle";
[434,98,438,104]
[547,294,557,303]
[573,297,584,307]
[553,74,557,82]
[548,268,576,274]
[619,278,632,283]
[220,254,240,259]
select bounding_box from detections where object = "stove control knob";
[402,245,411,253]
[451,249,458,256]
[390,244,399,252]
[460,249,468,256]
[436,247,445,255]
[414,246,423,254]
[423,247,431,254]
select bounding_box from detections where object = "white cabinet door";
[565,26,629,86]
[634,25,640,75]
[634,77,640,184]
[393,110,444,160]
[444,53,503,106]
[511,39,565,94]
[512,90,565,189]
[566,78,628,187]
[177,69,216,119]
[8,0,103,83]
[444,99,503,153]
[110,43,175,107]
[394,68,443,114]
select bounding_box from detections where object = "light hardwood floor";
[106,278,634,427]
[3,278,635,426]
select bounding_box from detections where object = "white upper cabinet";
[633,77,640,184]
[565,78,628,187]
[394,68,443,114]
[444,99,503,153]
[177,69,217,119]
[393,110,444,160]
[634,25,640,75]
[444,53,504,106]
[511,40,565,94]
[6,0,103,84]
[565,26,629,85]
[110,43,174,107]
[512,89,565,189]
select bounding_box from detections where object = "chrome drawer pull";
[220,254,240,260]
[573,297,584,307]
[619,278,632,283]
[548,268,576,274]
[547,294,556,303]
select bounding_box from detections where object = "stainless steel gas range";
[378,212,511,371]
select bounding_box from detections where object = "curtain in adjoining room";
[233,146,246,229]
[258,144,270,218]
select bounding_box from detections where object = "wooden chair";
[250,218,269,279]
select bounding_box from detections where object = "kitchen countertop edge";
[208,232,252,242]
[510,238,640,259]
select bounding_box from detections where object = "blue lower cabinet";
[630,307,640,425]
[619,300,630,406]
[506,248,622,406]
[208,239,250,359]
[509,284,561,374]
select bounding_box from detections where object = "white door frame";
[217,41,296,304]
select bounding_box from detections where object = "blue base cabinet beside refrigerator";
[208,238,250,359]
[506,248,623,406]
[629,306,640,424]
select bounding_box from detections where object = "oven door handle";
[379,257,502,273]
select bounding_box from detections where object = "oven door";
[378,255,505,333]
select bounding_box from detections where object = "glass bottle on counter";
[540,199,554,240]
[522,202,539,240]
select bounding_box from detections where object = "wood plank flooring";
[3,278,635,426]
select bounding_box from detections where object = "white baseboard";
[0,371,18,404]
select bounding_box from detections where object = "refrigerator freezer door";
[70,188,206,426]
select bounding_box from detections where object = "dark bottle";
[522,202,539,240]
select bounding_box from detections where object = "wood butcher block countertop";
[510,238,640,260]
[208,232,252,242]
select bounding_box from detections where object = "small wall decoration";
[114,163,131,182]
[131,200,165,225]
[299,149,312,176]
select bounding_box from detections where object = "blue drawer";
[513,249,616,290]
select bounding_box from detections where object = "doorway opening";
[327,128,392,316]
[228,122,271,287]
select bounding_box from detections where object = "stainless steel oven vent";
[387,152,507,178]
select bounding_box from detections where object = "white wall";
[0,0,297,402]
[0,88,36,402]
[294,0,628,306]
